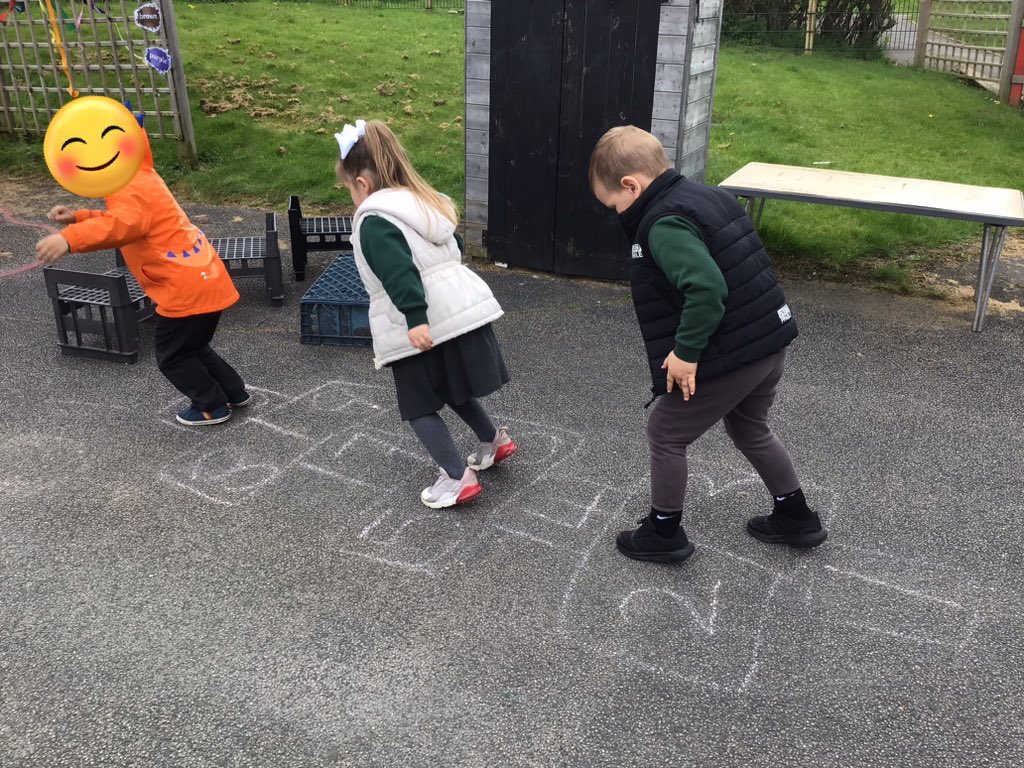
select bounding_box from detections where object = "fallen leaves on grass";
[199,98,237,115]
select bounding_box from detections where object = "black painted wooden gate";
[488,0,662,280]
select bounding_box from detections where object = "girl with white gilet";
[335,120,516,508]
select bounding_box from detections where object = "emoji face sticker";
[43,96,145,198]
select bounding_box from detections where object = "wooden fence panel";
[0,0,196,160]
[919,0,1013,85]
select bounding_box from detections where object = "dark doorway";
[487,0,662,280]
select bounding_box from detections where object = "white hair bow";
[335,119,367,160]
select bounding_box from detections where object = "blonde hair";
[336,120,458,225]
[589,125,671,193]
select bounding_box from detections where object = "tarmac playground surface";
[1,195,1023,767]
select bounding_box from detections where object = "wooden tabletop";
[718,162,1024,227]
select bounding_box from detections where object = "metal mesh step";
[210,236,267,260]
[300,216,353,236]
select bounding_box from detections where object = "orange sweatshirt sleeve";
[62,195,153,253]
[74,209,106,221]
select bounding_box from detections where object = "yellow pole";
[805,0,818,54]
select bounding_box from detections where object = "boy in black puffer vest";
[589,126,827,563]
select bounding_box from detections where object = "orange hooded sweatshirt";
[61,136,239,318]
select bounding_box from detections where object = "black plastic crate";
[299,253,372,346]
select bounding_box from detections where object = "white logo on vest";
[777,304,792,323]
[631,244,643,260]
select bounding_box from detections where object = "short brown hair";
[588,126,671,192]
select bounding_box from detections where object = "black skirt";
[389,323,510,421]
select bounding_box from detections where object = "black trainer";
[616,517,695,563]
[746,489,827,547]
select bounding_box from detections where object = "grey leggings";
[409,398,497,479]
[647,350,800,512]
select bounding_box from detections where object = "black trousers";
[154,311,245,411]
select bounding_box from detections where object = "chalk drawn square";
[338,508,491,576]
[489,420,583,471]
[298,431,433,490]
[159,422,301,506]
[558,527,781,694]
[257,381,386,436]
[804,551,982,650]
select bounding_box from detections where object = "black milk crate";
[44,264,156,362]
[299,253,372,346]
[209,212,284,306]
[288,195,354,281]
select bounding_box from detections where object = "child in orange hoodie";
[36,126,249,426]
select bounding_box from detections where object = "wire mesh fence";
[340,0,465,6]
[723,0,1021,97]
[722,10,916,52]
[724,0,1015,59]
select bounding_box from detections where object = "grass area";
[707,44,1024,287]
[3,2,1024,288]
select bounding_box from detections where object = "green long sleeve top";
[648,215,728,363]
[359,215,463,328]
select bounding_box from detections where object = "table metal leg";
[742,197,767,229]
[973,224,1007,332]
[753,198,767,229]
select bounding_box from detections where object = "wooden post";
[914,0,933,68]
[159,0,198,166]
[999,0,1024,103]
[425,0,433,9]
[0,67,12,134]
[805,0,817,54]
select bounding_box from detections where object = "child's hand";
[663,352,698,401]
[47,206,76,224]
[408,324,434,351]
[36,234,70,264]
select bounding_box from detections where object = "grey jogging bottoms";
[647,350,801,512]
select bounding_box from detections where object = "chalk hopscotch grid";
[554,471,988,695]
[157,380,991,695]
[159,379,595,574]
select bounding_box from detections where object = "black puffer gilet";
[619,169,797,395]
